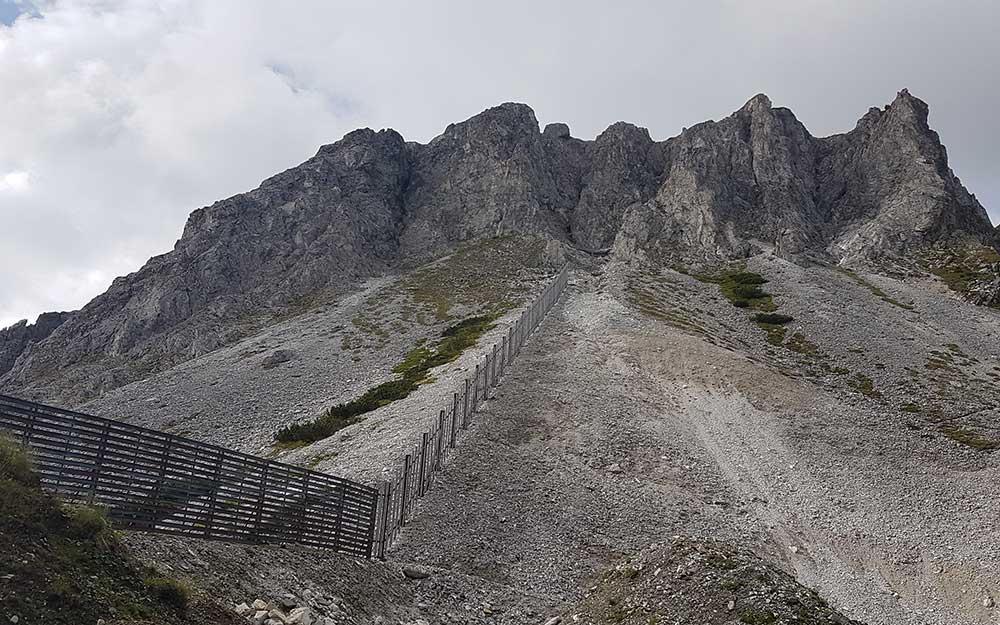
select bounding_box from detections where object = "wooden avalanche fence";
[0,394,379,557]
[0,264,569,560]
[370,264,569,558]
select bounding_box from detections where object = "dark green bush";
[753,313,794,325]
[732,284,767,300]
[65,505,109,539]
[730,272,768,285]
[144,576,189,614]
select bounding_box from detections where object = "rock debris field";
[93,258,998,625]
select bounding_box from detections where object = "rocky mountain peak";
[738,92,774,114]
[3,90,994,405]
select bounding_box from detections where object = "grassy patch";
[696,270,777,312]
[939,425,999,451]
[275,315,497,445]
[847,373,881,398]
[837,268,915,310]
[755,322,788,346]
[144,576,190,614]
[899,403,922,413]
[923,245,1000,301]
[0,435,217,624]
[753,313,793,325]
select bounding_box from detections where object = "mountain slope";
[1,90,994,406]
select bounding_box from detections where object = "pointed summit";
[740,93,773,113]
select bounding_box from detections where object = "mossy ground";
[0,436,234,625]
[275,315,497,445]
[922,245,1000,300]
[837,268,915,310]
[573,539,864,625]
[345,236,546,355]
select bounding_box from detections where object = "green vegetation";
[785,332,820,357]
[847,373,881,398]
[0,433,35,484]
[753,313,793,325]
[144,576,190,614]
[276,315,497,445]
[0,434,214,624]
[837,268,915,310]
[64,504,109,539]
[924,245,1000,299]
[756,321,788,346]
[696,270,777,312]
[306,451,337,469]
[939,425,999,451]
[899,403,922,413]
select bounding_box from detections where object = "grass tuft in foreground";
[0,434,227,624]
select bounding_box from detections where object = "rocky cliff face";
[2,90,993,404]
[613,90,995,263]
[0,312,70,377]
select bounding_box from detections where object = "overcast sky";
[1,0,997,329]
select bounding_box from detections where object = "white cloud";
[1,0,998,329]
[0,171,29,192]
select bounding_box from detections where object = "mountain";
[614,90,995,261]
[1,89,994,405]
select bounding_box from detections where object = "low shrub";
[0,433,36,485]
[732,284,767,300]
[753,313,794,325]
[144,576,190,614]
[65,505,109,539]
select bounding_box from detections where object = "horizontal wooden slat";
[0,394,377,557]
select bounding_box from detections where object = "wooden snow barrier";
[370,264,570,559]
[0,264,570,560]
[0,394,379,558]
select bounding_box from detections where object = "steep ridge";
[613,90,995,263]
[2,90,994,406]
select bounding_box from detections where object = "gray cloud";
[1,0,997,328]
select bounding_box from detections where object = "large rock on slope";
[2,90,993,405]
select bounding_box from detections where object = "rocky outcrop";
[3,90,993,404]
[0,312,70,377]
[3,129,412,402]
[399,103,569,259]
[816,89,995,260]
[613,89,995,263]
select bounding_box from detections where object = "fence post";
[253,463,268,544]
[500,335,507,375]
[436,410,446,470]
[378,481,391,559]
[450,393,459,447]
[88,420,110,505]
[473,364,480,411]
[400,454,411,525]
[491,344,498,387]
[418,433,428,497]
[462,379,470,428]
[204,447,224,539]
[364,484,378,559]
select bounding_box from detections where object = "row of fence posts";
[370,264,569,559]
